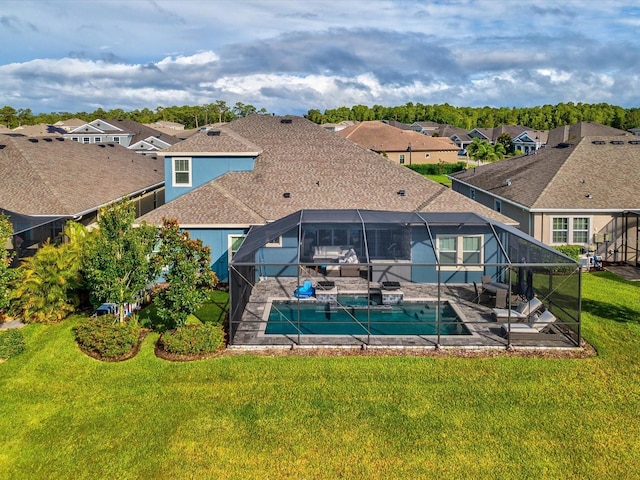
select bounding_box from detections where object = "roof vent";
[557,142,572,148]
[56,137,64,141]
[397,189,406,196]
[610,140,624,145]
[43,138,52,142]
[207,130,221,136]
[0,145,5,150]
[28,138,38,143]
[591,140,606,145]
[280,118,293,124]
[98,144,106,148]
[283,192,291,198]
[108,144,115,147]
[629,140,640,145]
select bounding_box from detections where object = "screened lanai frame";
[229,209,581,348]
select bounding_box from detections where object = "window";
[72,137,79,142]
[573,218,589,243]
[113,137,120,144]
[82,137,90,144]
[228,234,246,262]
[551,217,590,244]
[437,235,483,269]
[552,217,568,243]
[399,154,405,164]
[494,200,502,213]
[173,157,191,186]
[265,235,282,247]
[95,137,102,143]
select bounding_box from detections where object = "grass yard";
[425,174,452,187]
[1,273,639,479]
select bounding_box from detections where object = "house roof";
[546,121,629,147]
[451,135,640,210]
[68,119,181,147]
[0,136,164,216]
[138,115,514,226]
[159,126,262,155]
[336,120,458,153]
[12,124,67,137]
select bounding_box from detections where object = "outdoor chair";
[500,309,557,339]
[293,280,315,298]
[494,289,508,309]
[492,296,543,321]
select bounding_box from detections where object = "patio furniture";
[500,309,557,339]
[494,289,508,309]
[492,296,543,321]
[293,280,315,298]
[473,281,490,304]
[316,281,336,290]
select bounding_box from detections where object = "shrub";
[554,244,584,262]
[406,162,466,176]
[0,329,26,359]
[160,323,225,356]
[75,316,140,359]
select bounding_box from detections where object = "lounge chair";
[492,296,543,321]
[293,280,315,298]
[500,309,557,338]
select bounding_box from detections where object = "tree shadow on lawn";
[581,298,640,325]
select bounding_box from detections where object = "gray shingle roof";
[139,115,515,226]
[546,121,629,147]
[0,136,164,216]
[452,135,640,210]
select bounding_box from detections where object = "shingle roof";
[139,115,514,226]
[452,136,640,210]
[160,126,262,155]
[336,121,458,152]
[546,121,629,147]
[0,136,164,216]
[12,124,66,137]
[69,119,180,146]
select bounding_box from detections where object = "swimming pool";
[264,296,471,336]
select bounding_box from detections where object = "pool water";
[265,298,470,336]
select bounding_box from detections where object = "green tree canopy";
[0,214,16,313]
[84,199,157,322]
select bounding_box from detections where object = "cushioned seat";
[492,297,543,321]
[500,309,557,338]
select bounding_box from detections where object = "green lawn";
[425,174,452,187]
[1,273,639,479]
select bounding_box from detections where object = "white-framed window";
[552,217,569,243]
[113,137,120,144]
[437,235,483,269]
[172,157,192,186]
[470,189,475,200]
[494,200,502,213]
[72,137,79,142]
[265,235,282,247]
[228,234,246,263]
[95,137,102,143]
[399,154,405,164]
[82,137,90,144]
[551,217,590,244]
[573,217,589,244]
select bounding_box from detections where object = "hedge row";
[406,162,466,176]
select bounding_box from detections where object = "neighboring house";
[450,134,640,264]
[409,121,441,135]
[436,125,474,151]
[321,120,355,132]
[137,115,514,281]
[336,121,460,165]
[0,135,164,257]
[12,124,67,137]
[629,127,640,136]
[53,118,87,132]
[512,129,548,154]
[545,121,628,147]
[468,125,548,154]
[64,118,180,155]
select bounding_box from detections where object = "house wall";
[186,227,249,282]
[385,150,459,166]
[164,155,255,202]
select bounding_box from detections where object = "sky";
[1,0,639,116]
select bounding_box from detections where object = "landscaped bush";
[407,161,466,176]
[75,315,140,359]
[0,329,26,359]
[160,323,225,356]
[554,244,584,262]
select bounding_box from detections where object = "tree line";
[0,101,268,130]
[305,102,640,131]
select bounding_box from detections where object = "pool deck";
[231,278,580,350]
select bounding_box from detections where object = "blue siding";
[165,155,255,202]
[186,228,248,282]
[257,231,299,278]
